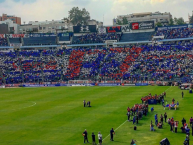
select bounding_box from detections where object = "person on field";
[98,132,102,145]
[150,122,155,131]
[87,101,91,107]
[174,104,177,110]
[182,118,186,126]
[130,139,136,145]
[169,104,171,110]
[164,112,167,123]
[151,107,154,112]
[177,101,179,107]
[136,113,139,124]
[83,129,89,143]
[172,98,175,104]
[186,127,190,136]
[127,111,130,121]
[182,91,184,98]
[189,117,193,126]
[92,132,96,145]
[83,100,86,107]
[160,114,164,125]
[164,92,166,98]
[167,118,171,125]
[170,119,174,132]
[133,116,136,124]
[155,114,158,126]
[174,121,178,133]
[110,128,115,141]
[191,123,193,136]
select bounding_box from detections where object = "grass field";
[0,86,192,145]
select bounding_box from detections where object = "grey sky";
[0,0,192,25]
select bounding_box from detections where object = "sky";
[0,0,192,25]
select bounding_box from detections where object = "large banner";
[6,34,26,38]
[121,24,130,33]
[157,24,193,31]
[131,21,154,30]
[28,33,56,37]
[106,26,121,33]
[98,27,106,34]
[0,34,5,38]
[73,25,97,33]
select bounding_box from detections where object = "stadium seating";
[154,27,193,39]
[0,43,192,84]
[23,37,57,46]
[59,36,70,41]
[9,38,21,43]
[72,33,120,44]
[120,32,154,42]
[0,38,8,46]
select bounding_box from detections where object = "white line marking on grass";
[98,120,128,144]
[20,101,36,109]
[165,86,172,92]
[11,101,37,111]
[0,101,36,112]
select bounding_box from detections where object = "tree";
[174,17,185,25]
[189,16,193,24]
[122,17,129,25]
[116,19,122,25]
[63,17,70,23]
[68,7,90,25]
[156,22,163,27]
[168,18,174,26]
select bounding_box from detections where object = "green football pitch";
[0,86,192,145]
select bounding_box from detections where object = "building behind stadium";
[113,11,172,26]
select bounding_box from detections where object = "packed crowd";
[0,38,8,46]
[0,44,192,84]
[155,27,193,39]
[0,49,68,84]
[72,33,121,44]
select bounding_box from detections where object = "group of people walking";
[82,128,115,144]
[83,100,91,107]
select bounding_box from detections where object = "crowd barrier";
[1,82,174,88]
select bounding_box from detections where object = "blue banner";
[28,33,57,37]
[148,99,157,104]
[22,83,94,87]
[135,83,148,86]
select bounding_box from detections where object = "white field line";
[98,86,172,144]
[98,120,128,144]
[0,101,36,112]
[165,86,172,92]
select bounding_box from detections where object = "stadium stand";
[154,27,193,39]
[120,32,154,42]
[9,38,21,43]
[0,43,192,84]
[0,38,8,46]
[59,36,70,41]
[72,33,120,44]
[23,37,57,46]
